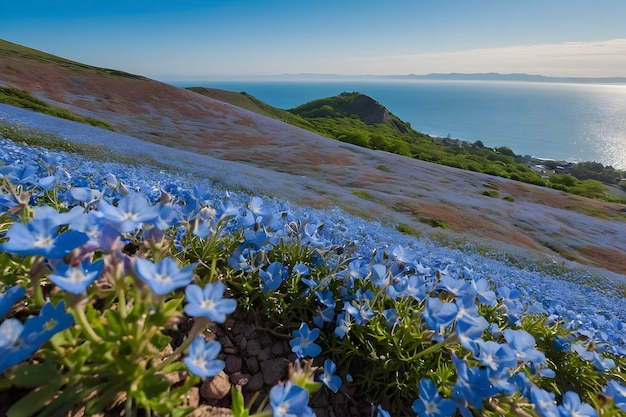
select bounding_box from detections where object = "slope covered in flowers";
[1,108,626,415]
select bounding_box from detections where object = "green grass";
[0,87,114,130]
[351,190,374,200]
[0,39,143,80]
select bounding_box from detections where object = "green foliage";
[352,190,374,200]
[482,190,500,198]
[570,161,623,184]
[0,87,114,130]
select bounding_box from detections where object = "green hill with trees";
[190,88,626,203]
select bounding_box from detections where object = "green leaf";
[6,378,62,417]
[9,360,60,388]
[231,386,249,417]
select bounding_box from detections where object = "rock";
[258,346,272,362]
[259,333,273,347]
[200,371,231,400]
[246,356,260,374]
[246,339,261,356]
[223,318,235,330]
[260,357,290,385]
[271,341,285,356]
[244,323,256,339]
[183,387,200,408]
[189,406,233,417]
[234,334,247,352]
[225,355,243,373]
[229,371,251,386]
[247,372,264,391]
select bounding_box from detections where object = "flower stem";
[73,296,103,344]
[155,317,210,371]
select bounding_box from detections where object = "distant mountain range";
[275,72,626,84]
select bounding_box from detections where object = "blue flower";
[0,301,73,373]
[269,381,311,417]
[289,322,322,359]
[605,380,626,412]
[334,312,350,339]
[451,353,498,411]
[503,328,546,366]
[0,286,26,317]
[0,217,89,259]
[319,359,342,393]
[474,340,517,374]
[343,300,374,325]
[24,300,74,348]
[98,192,159,232]
[184,282,237,323]
[412,378,456,417]
[135,257,195,296]
[530,386,559,417]
[259,261,287,293]
[183,337,224,378]
[48,259,105,294]
[558,391,597,417]
[376,405,392,417]
[421,297,458,333]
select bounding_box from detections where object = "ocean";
[171,79,626,169]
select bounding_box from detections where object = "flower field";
[1,121,626,417]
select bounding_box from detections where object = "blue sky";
[2,0,626,80]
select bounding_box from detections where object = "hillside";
[0,39,625,277]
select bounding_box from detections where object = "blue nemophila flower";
[289,322,322,359]
[259,261,287,293]
[0,301,73,373]
[376,405,392,417]
[450,353,498,411]
[319,359,342,393]
[334,312,350,339]
[98,192,159,232]
[343,300,375,325]
[503,328,546,366]
[0,217,89,259]
[0,286,26,317]
[558,391,597,417]
[184,282,237,323]
[530,386,559,417]
[421,297,458,334]
[48,259,105,294]
[25,300,74,348]
[605,380,626,412]
[470,278,497,306]
[135,257,195,296]
[183,337,224,378]
[269,381,311,417]
[412,378,456,417]
[571,343,616,372]
[474,340,517,374]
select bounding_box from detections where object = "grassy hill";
[190,88,626,202]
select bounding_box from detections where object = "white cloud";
[345,39,626,77]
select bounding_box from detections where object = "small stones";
[257,346,272,362]
[271,341,285,356]
[229,371,251,386]
[234,334,247,352]
[260,357,290,385]
[247,372,264,391]
[225,355,242,373]
[246,356,260,374]
[246,339,261,356]
[200,371,231,400]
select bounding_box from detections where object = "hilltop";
[0,38,625,277]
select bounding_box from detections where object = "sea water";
[171,79,626,169]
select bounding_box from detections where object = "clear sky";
[2,0,626,80]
